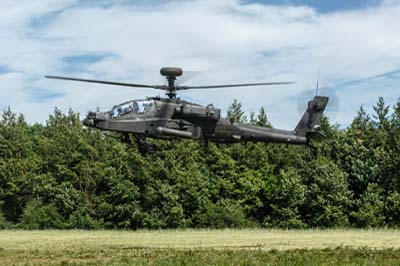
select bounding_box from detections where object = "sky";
[249,0,381,13]
[1,0,400,129]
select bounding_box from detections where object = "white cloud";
[0,0,400,128]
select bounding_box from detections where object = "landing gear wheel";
[121,133,132,144]
[138,144,148,155]
[146,144,157,154]
[138,143,157,155]
[135,135,157,155]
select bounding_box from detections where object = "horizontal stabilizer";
[306,131,326,144]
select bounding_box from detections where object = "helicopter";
[45,67,329,155]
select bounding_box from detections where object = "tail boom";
[230,96,328,145]
[238,125,307,145]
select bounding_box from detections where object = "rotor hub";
[160,67,183,99]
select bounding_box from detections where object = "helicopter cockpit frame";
[110,99,155,118]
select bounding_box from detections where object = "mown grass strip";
[1,247,400,266]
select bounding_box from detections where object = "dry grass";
[1,230,400,265]
[0,229,399,252]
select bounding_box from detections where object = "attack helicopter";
[45,67,329,155]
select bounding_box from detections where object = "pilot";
[132,101,139,113]
[119,103,135,116]
[122,107,130,114]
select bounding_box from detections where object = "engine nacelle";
[175,104,220,121]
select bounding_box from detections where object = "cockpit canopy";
[111,99,154,118]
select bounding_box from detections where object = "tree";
[0,96,400,229]
[373,97,390,130]
[262,168,307,228]
[351,183,385,228]
[256,107,271,127]
[385,191,400,227]
[249,111,257,125]
[351,106,372,133]
[300,158,353,228]
[0,108,38,222]
[227,99,246,123]
[391,98,400,132]
[19,199,64,229]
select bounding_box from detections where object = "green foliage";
[67,206,103,229]
[351,184,385,228]
[373,97,390,130]
[1,97,400,229]
[196,200,250,228]
[385,191,400,227]
[262,168,307,228]
[0,211,12,229]
[19,200,64,229]
[301,158,352,228]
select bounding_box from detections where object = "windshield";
[111,100,154,117]
[137,100,153,113]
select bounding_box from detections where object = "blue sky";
[247,0,380,13]
[0,0,399,128]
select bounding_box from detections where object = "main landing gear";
[134,134,158,155]
[121,133,157,155]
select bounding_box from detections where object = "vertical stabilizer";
[295,96,329,136]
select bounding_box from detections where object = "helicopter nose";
[95,112,109,121]
[83,111,110,127]
[83,111,97,127]
[83,117,94,127]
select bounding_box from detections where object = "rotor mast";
[160,67,183,99]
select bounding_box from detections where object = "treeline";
[0,96,400,229]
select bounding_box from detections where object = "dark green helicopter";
[46,67,328,155]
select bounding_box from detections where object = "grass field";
[1,229,400,265]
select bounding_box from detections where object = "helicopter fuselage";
[83,96,327,154]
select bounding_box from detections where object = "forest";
[0,96,399,230]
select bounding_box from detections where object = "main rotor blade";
[179,81,295,90]
[45,75,162,89]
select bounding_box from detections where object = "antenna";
[316,67,320,96]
